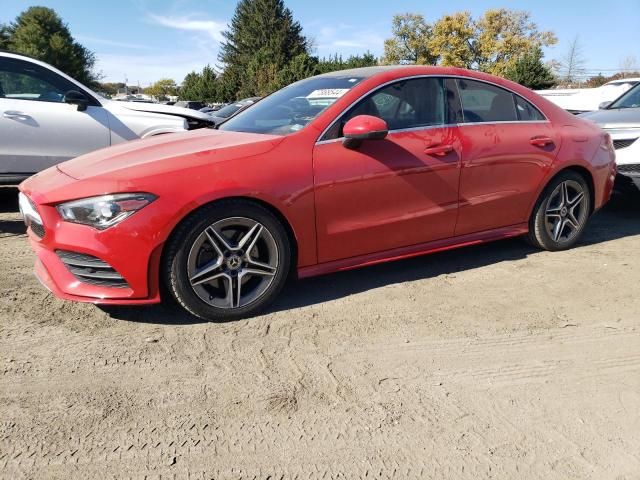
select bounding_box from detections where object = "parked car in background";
[208,97,260,126]
[580,82,640,190]
[175,100,205,110]
[19,66,616,321]
[537,78,640,114]
[0,52,213,184]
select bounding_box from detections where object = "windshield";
[609,82,640,109]
[219,75,364,135]
[215,102,244,118]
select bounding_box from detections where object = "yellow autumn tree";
[382,8,557,75]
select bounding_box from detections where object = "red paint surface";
[20,66,616,304]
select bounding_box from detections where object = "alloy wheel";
[187,217,279,309]
[544,180,588,244]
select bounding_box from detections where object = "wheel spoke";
[565,215,579,231]
[568,191,584,208]
[190,259,224,286]
[561,182,569,207]
[552,218,565,241]
[238,223,263,252]
[206,226,234,254]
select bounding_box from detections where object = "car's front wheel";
[527,170,592,251]
[163,200,291,321]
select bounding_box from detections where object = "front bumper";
[20,193,164,305]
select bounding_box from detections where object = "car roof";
[605,78,640,85]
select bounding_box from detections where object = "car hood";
[106,100,212,122]
[579,108,640,129]
[57,128,284,181]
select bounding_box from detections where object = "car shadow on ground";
[0,187,26,238]
[1,185,638,325]
[107,189,640,325]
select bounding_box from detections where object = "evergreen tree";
[179,66,218,102]
[504,47,555,89]
[218,0,309,99]
[0,24,10,49]
[317,52,378,74]
[4,7,98,85]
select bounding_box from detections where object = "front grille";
[56,250,129,288]
[613,138,637,150]
[30,222,45,238]
[618,164,640,174]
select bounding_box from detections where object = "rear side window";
[515,95,545,121]
[457,78,518,123]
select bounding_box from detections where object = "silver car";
[580,83,640,190]
[0,52,213,184]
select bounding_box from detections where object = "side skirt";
[297,223,529,279]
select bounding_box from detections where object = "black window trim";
[316,74,549,145]
[0,55,102,108]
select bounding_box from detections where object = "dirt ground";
[1,186,639,480]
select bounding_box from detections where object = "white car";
[536,78,640,114]
[580,82,640,190]
[0,52,212,184]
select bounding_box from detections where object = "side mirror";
[64,90,88,111]
[342,115,388,149]
[599,101,612,110]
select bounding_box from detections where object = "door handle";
[530,136,554,147]
[3,110,31,120]
[424,144,453,156]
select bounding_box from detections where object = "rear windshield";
[219,75,364,135]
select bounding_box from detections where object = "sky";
[2,0,639,85]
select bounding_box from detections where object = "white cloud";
[147,13,226,43]
[76,35,155,51]
[313,24,384,54]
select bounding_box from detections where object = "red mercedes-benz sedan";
[19,66,616,321]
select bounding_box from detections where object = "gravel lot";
[1,186,639,479]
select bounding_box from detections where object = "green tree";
[382,8,557,76]
[275,53,319,92]
[179,65,218,102]
[382,13,436,65]
[0,24,10,49]
[317,52,378,73]
[218,0,310,99]
[504,47,555,89]
[96,82,125,97]
[145,78,178,101]
[4,7,98,85]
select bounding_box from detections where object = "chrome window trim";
[314,74,550,145]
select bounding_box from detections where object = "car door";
[0,57,110,176]
[313,77,462,263]
[453,78,560,235]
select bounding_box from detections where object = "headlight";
[57,193,156,230]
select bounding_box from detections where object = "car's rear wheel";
[163,200,291,321]
[527,171,592,251]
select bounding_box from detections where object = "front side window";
[323,77,446,140]
[0,58,78,103]
[457,78,518,123]
[219,75,365,135]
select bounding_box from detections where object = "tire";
[163,199,291,321]
[527,170,592,251]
